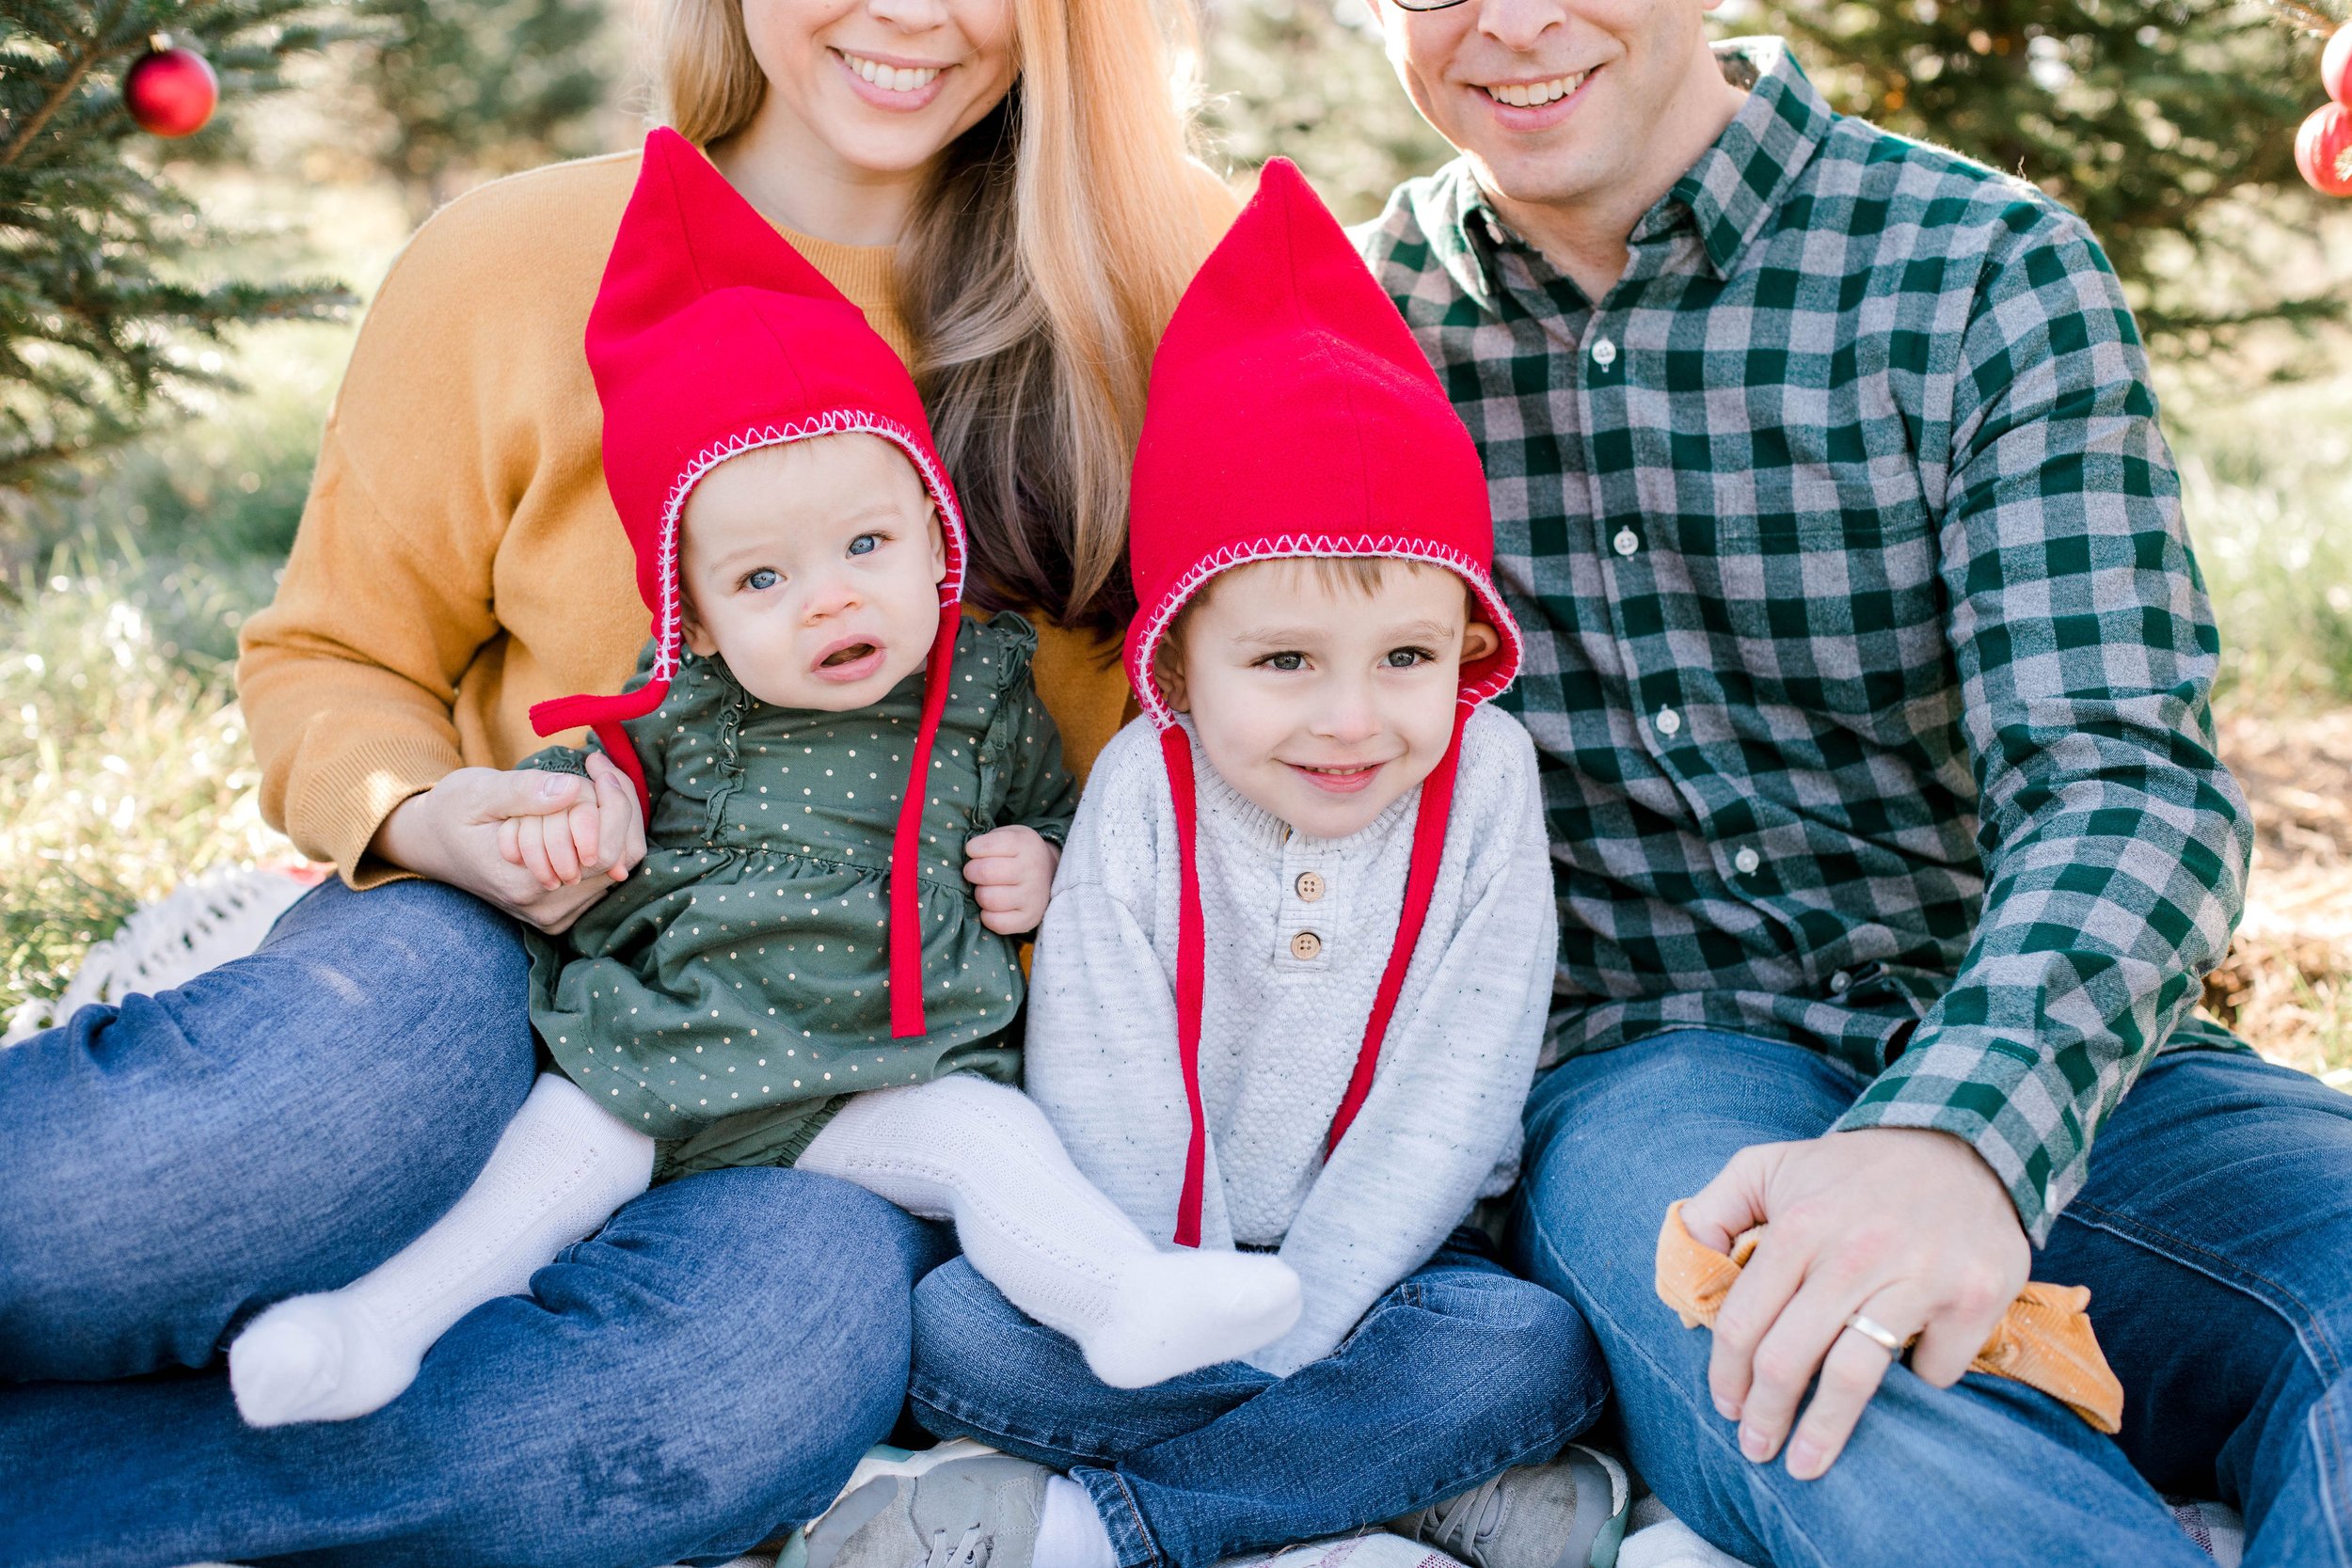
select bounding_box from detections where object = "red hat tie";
[532,128,969,1039]
[1125,160,1522,1247]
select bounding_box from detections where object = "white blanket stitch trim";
[650,411,968,680]
[1126,535,1523,727]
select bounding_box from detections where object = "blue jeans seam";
[906,1385,1125,1470]
[1518,1195,1836,1568]
[1084,1466,1163,1568]
[1393,1393,1610,1521]
[2315,1380,2352,1568]
[2063,1198,2346,1384]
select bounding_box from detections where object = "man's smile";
[1477,68,1594,108]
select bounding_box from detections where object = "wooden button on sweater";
[1289,930,1324,960]
[1295,871,1326,902]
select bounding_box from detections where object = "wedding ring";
[1842,1312,1905,1355]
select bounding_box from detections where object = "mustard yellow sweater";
[239,149,1225,885]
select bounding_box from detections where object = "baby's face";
[1164,558,1498,840]
[679,433,947,712]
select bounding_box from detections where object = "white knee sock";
[228,1072,655,1427]
[1036,1476,1120,1568]
[799,1076,1301,1388]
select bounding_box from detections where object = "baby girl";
[226,130,1298,1429]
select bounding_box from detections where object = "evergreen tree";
[1201,0,1452,224]
[1731,0,2346,341]
[352,0,615,220]
[0,1,349,498]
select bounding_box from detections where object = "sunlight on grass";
[0,573,291,1021]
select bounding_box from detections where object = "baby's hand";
[497,752,645,892]
[963,825,1059,936]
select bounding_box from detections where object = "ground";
[2203,705,2352,1082]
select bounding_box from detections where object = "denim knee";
[1401,1266,1608,1451]
[413,1169,929,1566]
[912,1257,1023,1379]
[0,877,538,1379]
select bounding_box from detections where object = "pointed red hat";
[1124,158,1521,1247]
[531,127,968,1039]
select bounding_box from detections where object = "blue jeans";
[0,879,948,1568]
[908,1232,1608,1568]
[1511,1029,2352,1568]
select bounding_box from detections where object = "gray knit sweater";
[1025,705,1557,1374]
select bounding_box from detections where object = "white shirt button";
[1591,337,1618,368]
[1734,847,1760,875]
[1654,705,1681,736]
[1830,969,1853,993]
[1613,528,1641,557]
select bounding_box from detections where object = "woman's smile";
[832,46,952,111]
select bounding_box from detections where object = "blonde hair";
[656,0,1214,641]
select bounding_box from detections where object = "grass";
[2168,369,2352,707]
[0,566,290,1022]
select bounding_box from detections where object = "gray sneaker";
[805,1444,1052,1568]
[1388,1446,1630,1568]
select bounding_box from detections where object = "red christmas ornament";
[2324,23,2352,108]
[123,36,217,138]
[2299,102,2352,198]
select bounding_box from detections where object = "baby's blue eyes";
[1385,648,1433,668]
[737,535,879,591]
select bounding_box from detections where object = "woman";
[0,0,1230,1559]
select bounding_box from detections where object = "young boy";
[805,163,1626,1568]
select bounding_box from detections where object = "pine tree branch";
[2256,0,2343,39]
[1,0,129,168]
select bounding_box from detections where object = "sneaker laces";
[912,1525,993,1568]
[1401,1474,1510,1562]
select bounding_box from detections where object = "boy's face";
[1164,559,1499,840]
[679,432,947,712]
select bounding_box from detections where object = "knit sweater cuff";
[285,729,466,890]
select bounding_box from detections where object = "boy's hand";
[963,825,1059,935]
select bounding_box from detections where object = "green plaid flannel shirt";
[1354,38,2251,1241]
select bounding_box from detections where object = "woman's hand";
[371,752,646,934]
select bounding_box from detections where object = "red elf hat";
[530,127,969,1040]
[1123,158,1522,1247]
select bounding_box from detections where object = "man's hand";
[371,752,646,934]
[1678,1127,2029,1481]
[962,825,1059,935]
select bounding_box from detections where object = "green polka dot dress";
[524,614,1075,1180]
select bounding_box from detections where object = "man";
[1353,2,2352,1563]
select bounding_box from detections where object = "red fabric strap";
[1162,724,1213,1249]
[888,606,962,1040]
[530,681,671,832]
[1327,705,1470,1155]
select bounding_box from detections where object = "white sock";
[1035,1476,1119,1568]
[228,1072,655,1427]
[800,1076,1302,1389]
